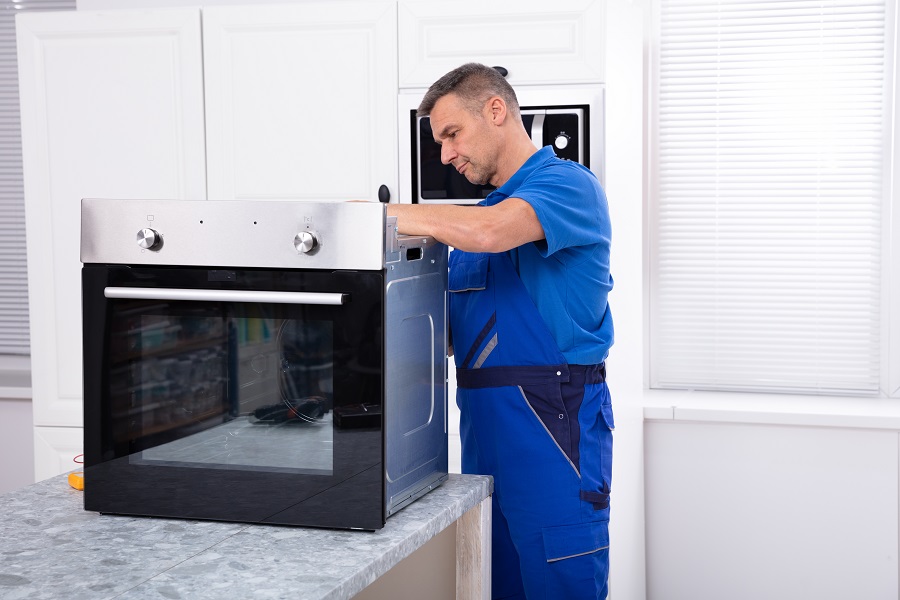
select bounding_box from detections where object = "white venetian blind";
[650,0,889,395]
[0,0,73,355]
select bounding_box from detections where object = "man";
[388,63,614,600]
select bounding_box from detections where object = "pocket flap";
[601,400,615,431]
[542,519,609,563]
[448,253,489,292]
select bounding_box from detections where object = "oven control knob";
[554,134,570,150]
[294,230,318,254]
[137,228,162,250]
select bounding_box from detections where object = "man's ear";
[487,96,508,125]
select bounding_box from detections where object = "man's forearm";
[386,200,543,253]
[387,203,469,244]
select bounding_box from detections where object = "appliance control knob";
[137,228,162,250]
[554,134,570,150]
[294,230,318,254]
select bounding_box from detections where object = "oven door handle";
[103,287,349,305]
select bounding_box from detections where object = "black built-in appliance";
[412,105,589,204]
[80,199,448,530]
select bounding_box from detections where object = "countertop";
[0,472,493,600]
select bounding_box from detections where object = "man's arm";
[387,198,544,253]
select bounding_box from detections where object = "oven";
[80,199,448,530]
[414,106,588,203]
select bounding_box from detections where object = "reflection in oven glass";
[276,319,333,413]
[137,413,334,475]
[110,307,336,475]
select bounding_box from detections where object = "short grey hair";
[417,62,521,120]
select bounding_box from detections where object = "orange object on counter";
[68,472,84,491]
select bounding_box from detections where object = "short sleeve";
[512,161,610,257]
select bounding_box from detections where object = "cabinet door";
[398,0,605,89]
[203,2,398,202]
[16,9,207,428]
[33,426,83,482]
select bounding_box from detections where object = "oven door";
[82,264,386,530]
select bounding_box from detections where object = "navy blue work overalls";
[450,249,614,600]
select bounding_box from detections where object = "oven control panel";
[83,199,393,271]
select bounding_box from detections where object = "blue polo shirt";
[482,146,614,365]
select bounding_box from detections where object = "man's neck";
[492,135,540,188]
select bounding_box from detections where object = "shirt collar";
[482,146,556,206]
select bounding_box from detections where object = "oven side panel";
[383,236,449,515]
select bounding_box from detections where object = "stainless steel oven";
[80,199,448,530]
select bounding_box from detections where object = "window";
[0,0,74,362]
[648,0,894,396]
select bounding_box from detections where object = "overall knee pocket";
[542,520,610,598]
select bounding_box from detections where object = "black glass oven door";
[82,265,385,530]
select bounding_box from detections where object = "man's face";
[429,93,498,186]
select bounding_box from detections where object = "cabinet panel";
[398,0,605,89]
[204,2,398,202]
[33,426,83,482]
[16,9,207,427]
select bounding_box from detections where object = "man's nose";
[441,143,456,165]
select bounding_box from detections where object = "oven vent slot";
[405,248,423,262]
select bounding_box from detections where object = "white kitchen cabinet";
[398,0,605,89]
[203,2,398,202]
[33,426,84,483]
[16,9,207,436]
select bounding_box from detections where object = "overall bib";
[450,249,614,600]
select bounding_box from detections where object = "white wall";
[0,398,35,494]
[644,419,899,599]
[603,0,648,598]
[0,355,35,495]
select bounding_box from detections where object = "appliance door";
[413,105,588,204]
[82,264,386,530]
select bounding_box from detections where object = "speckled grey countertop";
[0,472,492,600]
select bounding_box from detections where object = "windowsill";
[642,388,900,430]
[0,355,32,400]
